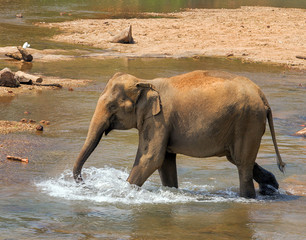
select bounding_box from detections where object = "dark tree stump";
[0,68,20,87]
[110,25,134,44]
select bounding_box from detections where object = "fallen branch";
[296,55,306,60]
[7,155,29,163]
[33,83,62,88]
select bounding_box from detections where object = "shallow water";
[0,56,306,239]
[1,1,306,239]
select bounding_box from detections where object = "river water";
[1,1,306,240]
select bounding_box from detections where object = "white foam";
[35,167,265,204]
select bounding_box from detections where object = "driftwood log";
[5,46,33,62]
[110,25,134,44]
[0,68,20,87]
[14,71,43,84]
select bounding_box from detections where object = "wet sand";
[40,6,306,69]
[0,120,38,134]
[0,74,91,97]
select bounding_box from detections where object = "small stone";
[227,53,234,57]
[36,125,43,131]
[16,13,23,18]
[24,111,31,115]
[28,119,36,124]
[20,118,27,123]
[68,87,74,91]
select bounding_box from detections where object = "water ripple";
[36,167,293,205]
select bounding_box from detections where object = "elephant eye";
[107,102,117,112]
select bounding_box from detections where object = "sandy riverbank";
[40,6,306,69]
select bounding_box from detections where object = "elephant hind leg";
[158,152,178,188]
[230,131,264,198]
[253,163,279,195]
[227,152,256,198]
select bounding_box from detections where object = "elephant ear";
[136,82,162,120]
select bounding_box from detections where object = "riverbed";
[1,1,306,239]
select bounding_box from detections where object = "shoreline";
[38,6,305,70]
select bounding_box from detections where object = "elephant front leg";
[127,123,168,187]
[158,152,178,188]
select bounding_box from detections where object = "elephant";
[73,70,286,198]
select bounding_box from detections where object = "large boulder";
[0,68,20,87]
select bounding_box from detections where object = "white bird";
[22,42,30,49]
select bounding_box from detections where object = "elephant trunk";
[73,100,110,183]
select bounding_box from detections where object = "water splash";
[35,167,286,204]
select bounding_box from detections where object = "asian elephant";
[73,70,285,198]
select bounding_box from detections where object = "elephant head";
[73,72,161,182]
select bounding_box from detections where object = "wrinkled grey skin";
[73,70,285,198]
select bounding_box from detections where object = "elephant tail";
[267,107,286,173]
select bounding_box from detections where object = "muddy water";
[0,56,305,239]
[1,1,306,239]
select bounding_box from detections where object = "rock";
[16,13,23,18]
[0,68,20,88]
[36,125,43,131]
[28,119,36,124]
[295,127,306,137]
[20,118,27,123]
[110,25,134,44]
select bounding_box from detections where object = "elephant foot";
[258,183,279,195]
[253,163,279,190]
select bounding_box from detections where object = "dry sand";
[41,6,306,69]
